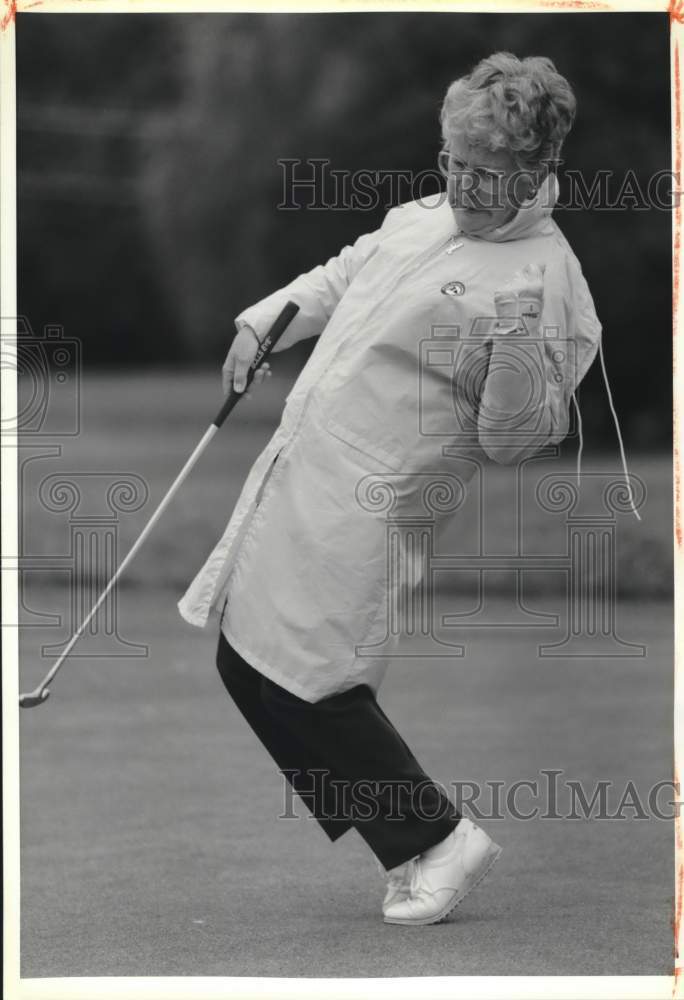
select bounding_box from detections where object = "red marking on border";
[541,0,612,9]
[1,0,16,32]
[673,0,684,27]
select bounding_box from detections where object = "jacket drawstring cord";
[595,337,642,521]
[571,390,583,491]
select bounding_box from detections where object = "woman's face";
[441,133,536,236]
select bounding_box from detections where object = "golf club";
[19,300,300,709]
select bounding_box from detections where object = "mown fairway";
[17,371,674,977]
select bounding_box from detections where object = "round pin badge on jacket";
[441,280,465,297]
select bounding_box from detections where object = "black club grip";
[213,300,300,428]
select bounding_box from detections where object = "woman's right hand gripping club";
[222,324,272,400]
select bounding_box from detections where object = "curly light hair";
[440,52,577,177]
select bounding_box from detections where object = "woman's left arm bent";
[477,255,599,465]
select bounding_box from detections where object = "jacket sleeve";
[477,252,602,465]
[234,204,406,353]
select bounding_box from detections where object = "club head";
[19,689,50,709]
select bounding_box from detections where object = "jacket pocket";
[323,416,404,473]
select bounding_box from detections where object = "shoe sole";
[383,841,503,926]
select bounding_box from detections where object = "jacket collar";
[460,172,559,243]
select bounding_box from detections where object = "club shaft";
[25,300,300,699]
[34,424,220,694]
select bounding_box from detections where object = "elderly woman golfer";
[179,52,623,926]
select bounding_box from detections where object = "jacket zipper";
[253,233,461,515]
[325,233,459,363]
[215,234,463,617]
[375,233,459,306]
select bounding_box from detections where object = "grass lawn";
[15,370,675,978]
[19,588,674,978]
[17,369,673,598]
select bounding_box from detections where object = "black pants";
[215,631,460,871]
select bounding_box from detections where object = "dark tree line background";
[17,11,671,447]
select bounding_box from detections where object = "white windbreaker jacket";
[178,174,610,702]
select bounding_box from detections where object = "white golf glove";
[493,262,546,337]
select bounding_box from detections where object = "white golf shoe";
[383,818,502,926]
[376,857,415,913]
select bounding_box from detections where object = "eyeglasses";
[437,148,545,211]
[437,149,507,194]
